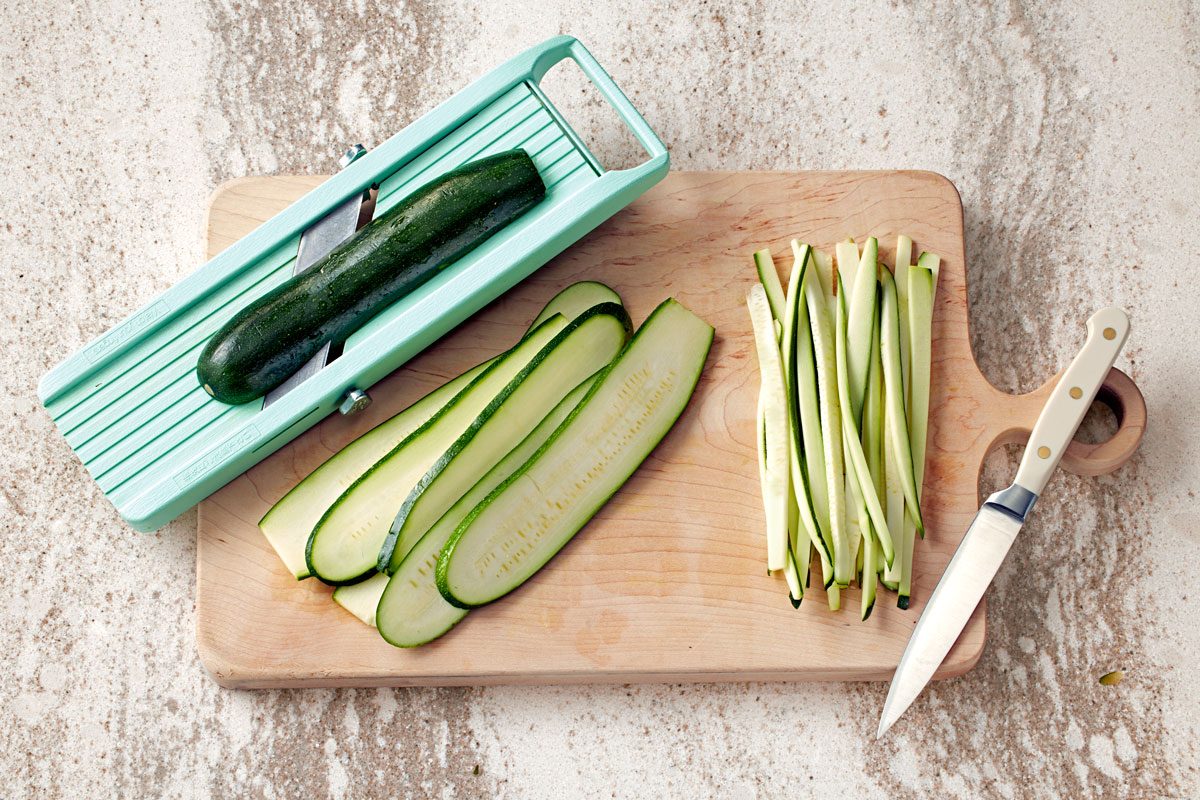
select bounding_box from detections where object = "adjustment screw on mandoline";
[339,388,371,416]
[339,144,367,169]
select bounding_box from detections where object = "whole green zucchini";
[197,150,546,404]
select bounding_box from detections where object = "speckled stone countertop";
[3,2,1198,798]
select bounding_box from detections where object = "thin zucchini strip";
[755,249,788,326]
[748,285,790,571]
[759,381,801,583]
[847,299,882,569]
[860,318,884,618]
[879,268,924,532]
[758,247,806,578]
[800,243,845,594]
[826,583,841,612]
[881,406,905,591]
[757,391,768,512]
[898,253,939,607]
[861,522,878,620]
[437,299,714,608]
[790,256,834,571]
[883,242,912,591]
[894,236,914,392]
[865,306,885,487]
[782,245,833,566]
[783,546,804,608]
[840,438,868,587]
[834,272,895,567]
[835,240,859,288]
[845,237,879,424]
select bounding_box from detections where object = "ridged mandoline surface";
[42,81,597,513]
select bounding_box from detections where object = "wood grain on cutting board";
[196,170,1141,688]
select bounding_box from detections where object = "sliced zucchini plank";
[375,375,597,646]
[437,299,713,608]
[382,303,631,571]
[332,572,390,627]
[259,280,621,580]
[529,281,622,330]
[259,361,488,580]
[306,315,570,585]
[748,285,790,572]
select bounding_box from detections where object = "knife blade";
[877,306,1131,738]
[262,145,368,408]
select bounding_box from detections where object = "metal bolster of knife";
[984,484,1037,523]
[262,144,374,414]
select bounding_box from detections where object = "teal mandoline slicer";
[38,36,669,532]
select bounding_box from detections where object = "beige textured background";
[3,2,1198,798]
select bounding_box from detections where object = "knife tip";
[876,714,895,740]
[876,704,900,739]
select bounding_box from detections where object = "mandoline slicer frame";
[38,36,669,532]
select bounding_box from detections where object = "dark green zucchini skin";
[197,150,546,404]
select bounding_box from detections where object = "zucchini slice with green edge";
[437,298,713,608]
[529,281,622,330]
[259,361,487,580]
[380,303,631,572]
[258,280,624,580]
[306,314,570,584]
[375,374,598,645]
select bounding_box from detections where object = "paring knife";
[262,145,369,408]
[877,307,1131,738]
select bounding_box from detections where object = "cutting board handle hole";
[1074,394,1121,445]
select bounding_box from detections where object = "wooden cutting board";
[196,171,1144,688]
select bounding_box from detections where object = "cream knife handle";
[1014,307,1130,496]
